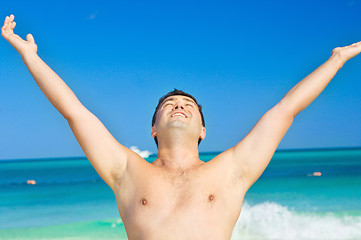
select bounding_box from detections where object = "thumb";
[26,33,35,43]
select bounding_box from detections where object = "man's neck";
[153,135,203,171]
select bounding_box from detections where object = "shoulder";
[205,149,249,184]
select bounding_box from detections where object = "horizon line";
[1,146,361,162]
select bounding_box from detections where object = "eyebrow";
[183,98,196,104]
[161,97,197,107]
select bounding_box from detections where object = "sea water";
[0,148,360,239]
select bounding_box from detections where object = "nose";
[173,102,184,110]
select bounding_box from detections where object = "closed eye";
[163,103,173,108]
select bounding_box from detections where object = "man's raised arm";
[2,15,132,190]
[228,41,361,189]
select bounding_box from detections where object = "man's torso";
[113,152,248,240]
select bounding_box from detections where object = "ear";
[200,127,206,140]
[151,126,157,138]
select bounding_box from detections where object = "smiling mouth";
[171,112,187,118]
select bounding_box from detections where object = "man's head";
[151,89,205,147]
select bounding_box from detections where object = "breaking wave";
[231,201,361,240]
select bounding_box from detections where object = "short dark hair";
[152,89,205,147]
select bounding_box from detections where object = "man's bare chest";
[113,160,246,239]
[117,162,244,213]
[116,172,235,237]
[125,169,221,211]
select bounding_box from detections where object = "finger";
[11,21,16,30]
[26,33,35,43]
[5,21,11,32]
[6,15,14,32]
[3,16,9,28]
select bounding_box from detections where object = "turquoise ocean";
[1,148,361,240]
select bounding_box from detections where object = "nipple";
[141,198,147,206]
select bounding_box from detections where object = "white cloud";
[130,146,152,158]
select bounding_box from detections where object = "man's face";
[151,95,206,142]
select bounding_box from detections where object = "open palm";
[1,14,37,56]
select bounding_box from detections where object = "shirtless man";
[2,14,361,240]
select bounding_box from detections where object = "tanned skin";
[2,14,361,240]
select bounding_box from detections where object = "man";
[2,14,361,240]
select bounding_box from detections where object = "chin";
[168,120,188,129]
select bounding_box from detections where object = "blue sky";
[1,0,360,160]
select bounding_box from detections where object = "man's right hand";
[1,14,37,58]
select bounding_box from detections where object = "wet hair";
[152,89,205,147]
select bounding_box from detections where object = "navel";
[141,198,147,206]
[208,194,215,202]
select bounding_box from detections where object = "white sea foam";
[231,202,361,240]
[130,146,152,158]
